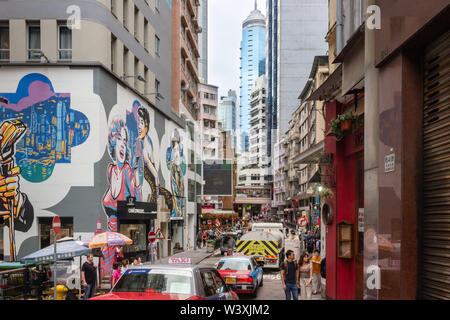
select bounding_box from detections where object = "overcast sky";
[208,0,266,99]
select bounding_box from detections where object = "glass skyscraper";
[239,2,266,152]
[266,0,277,159]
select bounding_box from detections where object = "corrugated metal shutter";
[421,30,450,300]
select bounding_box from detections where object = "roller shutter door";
[421,30,450,300]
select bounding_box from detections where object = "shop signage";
[118,197,157,219]
[148,231,156,243]
[155,228,165,240]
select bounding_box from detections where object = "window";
[203,106,209,114]
[155,35,160,56]
[27,24,40,60]
[111,35,116,71]
[123,47,129,76]
[144,19,149,49]
[134,6,139,38]
[0,25,9,60]
[155,79,160,95]
[188,179,195,201]
[38,217,73,249]
[58,25,72,60]
[201,271,219,297]
[123,0,129,29]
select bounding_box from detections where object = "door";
[421,30,450,300]
[201,270,226,300]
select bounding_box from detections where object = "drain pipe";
[336,0,344,55]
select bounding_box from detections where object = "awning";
[306,64,342,102]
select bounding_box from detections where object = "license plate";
[225,277,236,284]
[256,257,263,261]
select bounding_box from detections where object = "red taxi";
[216,256,264,297]
[90,263,239,300]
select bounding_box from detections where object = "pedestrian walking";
[202,230,208,247]
[111,262,122,287]
[121,259,129,275]
[115,246,124,263]
[148,241,158,264]
[298,252,313,300]
[196,230,203,248]
[81,253,97,300]
[280,249,299,300]
[311,250,322,295]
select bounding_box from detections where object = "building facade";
[239,3,266,153]
[307,0,450,300]
[269,0,328,150]
[198,0,208,82]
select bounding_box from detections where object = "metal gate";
[421,30,450,300]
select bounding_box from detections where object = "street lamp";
[121,75,146,82]
[29,50,50,63]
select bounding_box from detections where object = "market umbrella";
[83,231,132,249]
[20,240,91,264]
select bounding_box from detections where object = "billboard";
[202,159,233,196]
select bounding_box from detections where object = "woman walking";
[111,262,122,287]
[298,252,313,300]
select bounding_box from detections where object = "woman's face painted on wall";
[115,127,128,164]
[138,116,147,139]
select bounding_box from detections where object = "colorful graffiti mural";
[166,128,186,218]
[0,73,90,183]
[101,101,180,277]
[0,119,34,261]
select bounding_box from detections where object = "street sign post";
[52,216,61,300]
[148,231,156,243]
[298,217,307,228]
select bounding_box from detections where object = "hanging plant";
[319,186,333,200]
[327,113,359,141]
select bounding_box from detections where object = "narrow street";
[198,234,323,300]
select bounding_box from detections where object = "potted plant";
[328,113,359,141]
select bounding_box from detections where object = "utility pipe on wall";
[337,0,344,54]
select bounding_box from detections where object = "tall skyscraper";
[266,0,328,150]
[239,1,266,153]
[218,90,237,148]
[198,0,208,82]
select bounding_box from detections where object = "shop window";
[188,179,195,202]
[119,223,147,256]
[38,217,73,249]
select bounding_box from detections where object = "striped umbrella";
[84,231,132,249]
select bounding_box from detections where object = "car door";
[212,270,235,300]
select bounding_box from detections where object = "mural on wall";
[0,73,90,183]
[101,100,179,277]
[166,128,186,218]
[0,118,34,261]
[0,73,91,261]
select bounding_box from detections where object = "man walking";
[280,250,299,300]
[311,249,322,295]
[81,253,97,300]
[196,230,203,249]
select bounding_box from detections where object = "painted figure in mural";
[0,118,34,261]
[135,106,174,211]
[166,129,186,218]
[101,117,142,277]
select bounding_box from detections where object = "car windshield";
[217,260,251,271]
[112,269,193,294]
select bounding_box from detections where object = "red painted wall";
[324,100,362,300]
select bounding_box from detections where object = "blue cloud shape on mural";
[0,73,90,183]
